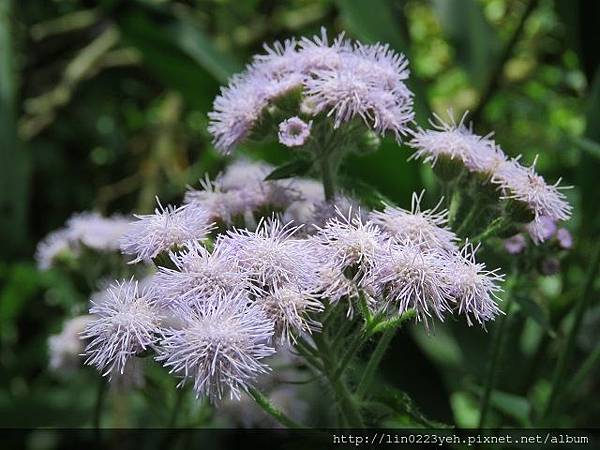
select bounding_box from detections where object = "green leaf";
[470,385,532,426]
[264,158,313,181]
[432,0,500,89]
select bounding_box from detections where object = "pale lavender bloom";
[449,244,504,327]
[372,242,453,324]
[315,263,360,305]
[217,159,274,191]
[504,234,527,255]
[556,228,573,249]
[527,215,557,244]
[297,28,349,72]
[310,194,367,230]
[304,44,413,140]
[217,217,320,292]
[278,117,312,147]
[257,285,323,345]
[312,208,383,278]
[493,156,572,223]
[66,212,131,251]
[82,279,163,378]
[369,192,458,253]
[283,178,325,225]
[35,229,73,270]
[156,294,275,401]
[120,200,213,263]
[151,242,252,310]
[48,315,94,372]
[409,113,502,173]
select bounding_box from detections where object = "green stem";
[320,150,336,201]
[478,278,517,428]
[455,196,484,236]
[168,388,186,428]
[567,344,600,400]
[93,378,107,429]
[314,333,365,427]
[332,330,366,381]
[472,216,507,243]
[542,243,600,423]
[448,189,462,228]
[356,327,395,400]
[247,387,303,429]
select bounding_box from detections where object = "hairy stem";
[247,387,303,428]
[542,243,600,423]
[356,327,395,400]
[93,378,107,430]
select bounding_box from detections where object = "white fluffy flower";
[82,279,163,378]
[35,229,73,270]
[372,242,453,324]
[151,242,252,309]
[278,117,312,147]
[156,294,275,401]
[257,285,323,345]
[66,212,131,251]
[120,200,213,263]
[217,217,320,291]
[48,315,94,371]
[449,244,504,326]
[409,113,501,173]
[370,192,458,253]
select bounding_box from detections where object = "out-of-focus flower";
[527,215,557,244]
[67,212,131,251]
[369,192,457,253]
[556,228,573,249]
[35,229,73,270]
[503,234,527,255]
[278,117,312,147]
[82,279,163,378]
[48,315,94,372]
[541,257,561,276]
[156,294,275,401]
[120,200,213,263]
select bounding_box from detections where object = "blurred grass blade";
[169,10,242,83]
[432,0,500,89]
[0,0,30,258]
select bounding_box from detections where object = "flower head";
[82,279,163,378]
[35,229,73,270]
[278,117,312,147]
[557,228,573,249]
[120,200,213,263]
[257,285,323,345]
[504,234,526,255]
[217,217,320,292]
[48,315,94,371]
[449,244,504,326]
[156,294,275,401]
[369,192,458,253]
[372,242,453,324]
[67,212,131,251]
[527,215,557,244]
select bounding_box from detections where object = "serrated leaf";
[264,159,313,181]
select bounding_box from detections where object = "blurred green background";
[1,0,599,433]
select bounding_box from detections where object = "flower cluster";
[35,212,131,270]
[410,114,572,243]
[209,28,413,153]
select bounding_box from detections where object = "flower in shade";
[156,294,275,401]
[82,279,163,378]
[369,191,458,253]
[66,212,131,251]
[120,199,213,263]
[217,217,320,291]
[309,194,367,231]
[217,159,274,191]
[151,242,252,310]
[527,215,557,244]
[35,229,72,270]
[257,285,323,345]
[278,117,312,147]
[372,242,453,324]
[449,244,504,327]
[556,228,573,249]
[503,234,526,255]
[48,315,94,371]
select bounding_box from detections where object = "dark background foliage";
[1,0,599,436]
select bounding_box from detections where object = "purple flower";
[556,228,573,249]
[527,215,557,244]
[278,117,312,147]
[503,234,527,255]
